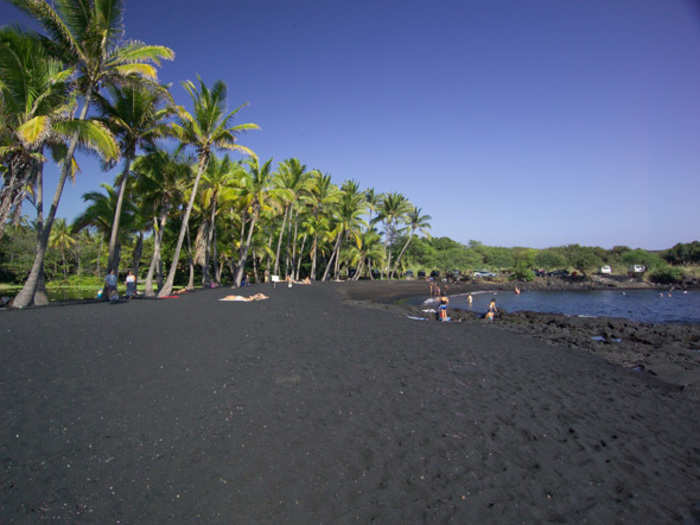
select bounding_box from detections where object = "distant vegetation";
[2,220,697,288]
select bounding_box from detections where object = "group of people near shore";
[429,279,515,322]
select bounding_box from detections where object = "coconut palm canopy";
[1,1,434,303]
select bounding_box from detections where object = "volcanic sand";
[1,282,698,522]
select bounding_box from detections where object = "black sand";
[1,282,699,522]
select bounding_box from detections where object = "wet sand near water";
[1,282,699,522]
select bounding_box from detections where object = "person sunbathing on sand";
[219,293,269,302]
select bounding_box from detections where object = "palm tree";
[306,170,339,280]
[322,180,366,281]
[198,154,242,285]
[346,227,383,280]
[232,157,274,287]
[391,206,431,278]
[0,27,118,307]
[48,217,75,278]
[158,78,258,297]
[95,82,172,276]
[0,27,74,240]
[7,0,173,308]
[73,183,136,264]
[364,188,382,225]
[132,150,188,296]
[271,158,306,276]
[376,192,411,279]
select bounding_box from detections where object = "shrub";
[510,261,534,281]
[649,266,684,284]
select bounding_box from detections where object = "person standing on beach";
[125,270,136,300]
[105,269,118,302]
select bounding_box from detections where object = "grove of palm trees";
[0,0,431,307]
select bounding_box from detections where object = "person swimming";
[488,298,497,313]
[467,293,473,307]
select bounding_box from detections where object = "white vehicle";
[600,265,612,274]
[629,264,646,273]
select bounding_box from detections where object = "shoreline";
[335,281,700,391]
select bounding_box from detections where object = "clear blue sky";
[3,0,699,249]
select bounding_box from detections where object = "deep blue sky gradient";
[2,0,699,249]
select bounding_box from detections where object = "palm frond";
[109,41,174,66]
[7,0,85,62]
[53,119,119,161]
[15,115,51,147]
[112,63,158,79]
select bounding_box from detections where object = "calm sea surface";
[418,289,700,324]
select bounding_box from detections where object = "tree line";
[0,0,433,307]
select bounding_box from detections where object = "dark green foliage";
[663,241,700,265]
[649,266,684,284]
[0,223,36,282]
[534,249,566,269]
[621,249,664,270]
[511,260,534,281]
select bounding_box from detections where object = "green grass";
[1,278,186,302]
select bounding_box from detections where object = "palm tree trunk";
[210,199,219,283]
[295,233,307,280]
[95,231,104,277]
[391,233,414,278]
[106,155,131,274]
[33,163,48,306]
[238,209,246,259]
[12,90,92,308]
[0,156,29,242]
[310,234,318,281]
[284,208,294,277]
[291,216,299,277]
[273,205,289,276]
[252,246,259,283]
[216,255,224,283]
[186,223,195,290]
[158,154,208,297]
[333,230,346,279]
[264,234,272,281]
[322,230,342,281]
[144,212,166,297]
[132,232,143,275]
[354,258,364,280]
[202,196,217,286]
[234,208,258,287]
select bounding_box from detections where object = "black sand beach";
[1,282,699,522]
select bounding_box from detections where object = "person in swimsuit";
[438,294,449,321]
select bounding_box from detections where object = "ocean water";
[421,289,700,324]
